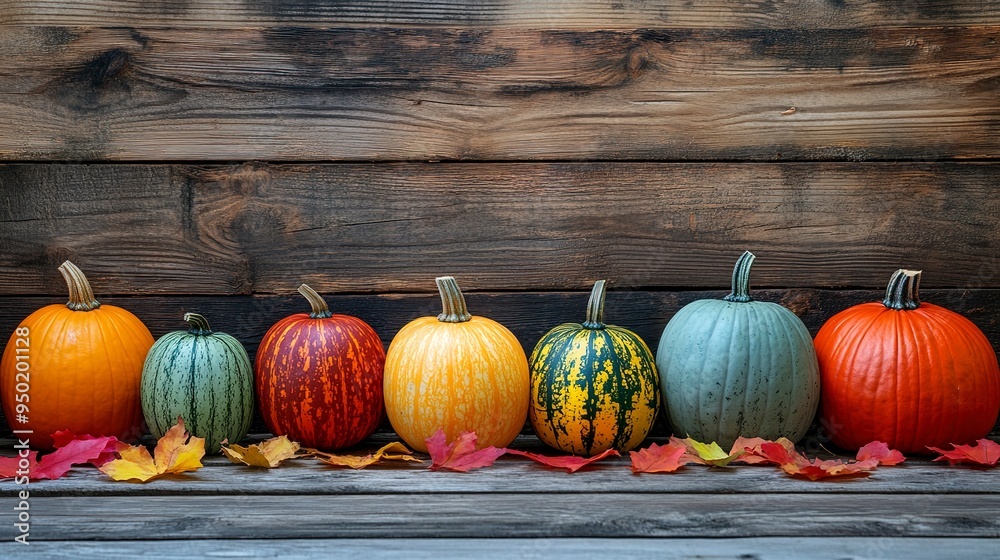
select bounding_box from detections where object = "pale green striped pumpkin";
[656,252,820,449]
[140,313,253,453]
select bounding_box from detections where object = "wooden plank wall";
[1,1,998,436]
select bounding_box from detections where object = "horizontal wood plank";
[2,27,999,161]
[1,290,998,361]
[2,163,999,294]
[10,493,1000,540]
[3,435,997,497]
[1,537,995,559]
[3,1,1000,28]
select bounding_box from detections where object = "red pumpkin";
[815,269,1000,453]
[255,284,385,450]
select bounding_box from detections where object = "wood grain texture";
[3,1,1000,28]
[11,493,1000,540]
[1,290,998,361]
[0,537,991,560]
[2,434,997,497]
[2,26,999,161]
[2,162,1000,294]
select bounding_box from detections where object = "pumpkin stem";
[882,269,922,310]
[298,284,333,319]
[436,276,472,323]
[723,251,756,303]
[58,260,101,311]
[582,280,607,329]
[183,312,213,335]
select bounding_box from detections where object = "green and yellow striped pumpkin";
[529,280,660,456]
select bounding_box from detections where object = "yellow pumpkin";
[383,276,529,452]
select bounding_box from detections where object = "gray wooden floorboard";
[0,537,993,559]
[9,493,999,541]
[2,454,995,497]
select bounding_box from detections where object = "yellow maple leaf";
[222,435,301,468]
[671,436,744,467]
[310,441,423,469]
[99,417,205,482]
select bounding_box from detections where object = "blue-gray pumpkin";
[141,313,254,453]
[656,251,820,448]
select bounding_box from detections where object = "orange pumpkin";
[1,261,153,449]
[383,276,529,452]
[815,269,1000,453]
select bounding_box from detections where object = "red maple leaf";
[0,451,38,479]
[856,441,905,466]
[732,437,798,465]
[0,436,117,481]
[505,448,619,473]
[629,442,690,473]
[425,429,506,472]
[51,430,129,467]
[760,442,877,481]
[928,439,1000,466]
[729,436,774,464]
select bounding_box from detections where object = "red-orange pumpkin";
[255,284,385,450]
[0,261,153,449]
[815,269,1000,453]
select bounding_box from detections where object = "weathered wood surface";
[3,162,999,294]
[2,439,996,497]
[2,27,999,161]
[11,493,1000,539]
[3,537,994,560]
[4,1,1000,28]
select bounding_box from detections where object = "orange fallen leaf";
[99,417,205,482]
[309,442,423,469]
[928,439,1000,466]
[630,442,690,473]
[222,435,301,468]
[505,448,619,473]
[856,441,905,466]
[426,429,506,472]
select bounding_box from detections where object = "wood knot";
[627,46,650,79]
[84,48,131,88]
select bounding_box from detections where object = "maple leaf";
[729,436,772,464]
[0,451,38,480]
[731,437,797,465]
[222,435,301,468]
[505,448,620,473]
[426,429,506,472]
[100,417,206,482]
[51,430,129,467]
[856,441,906,466]
[0,435,121,481]
[759,442,877,481]
[629,442,690,473]
[928,439,1000,466]
[671,436,743,467]
[310,442,424,469]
